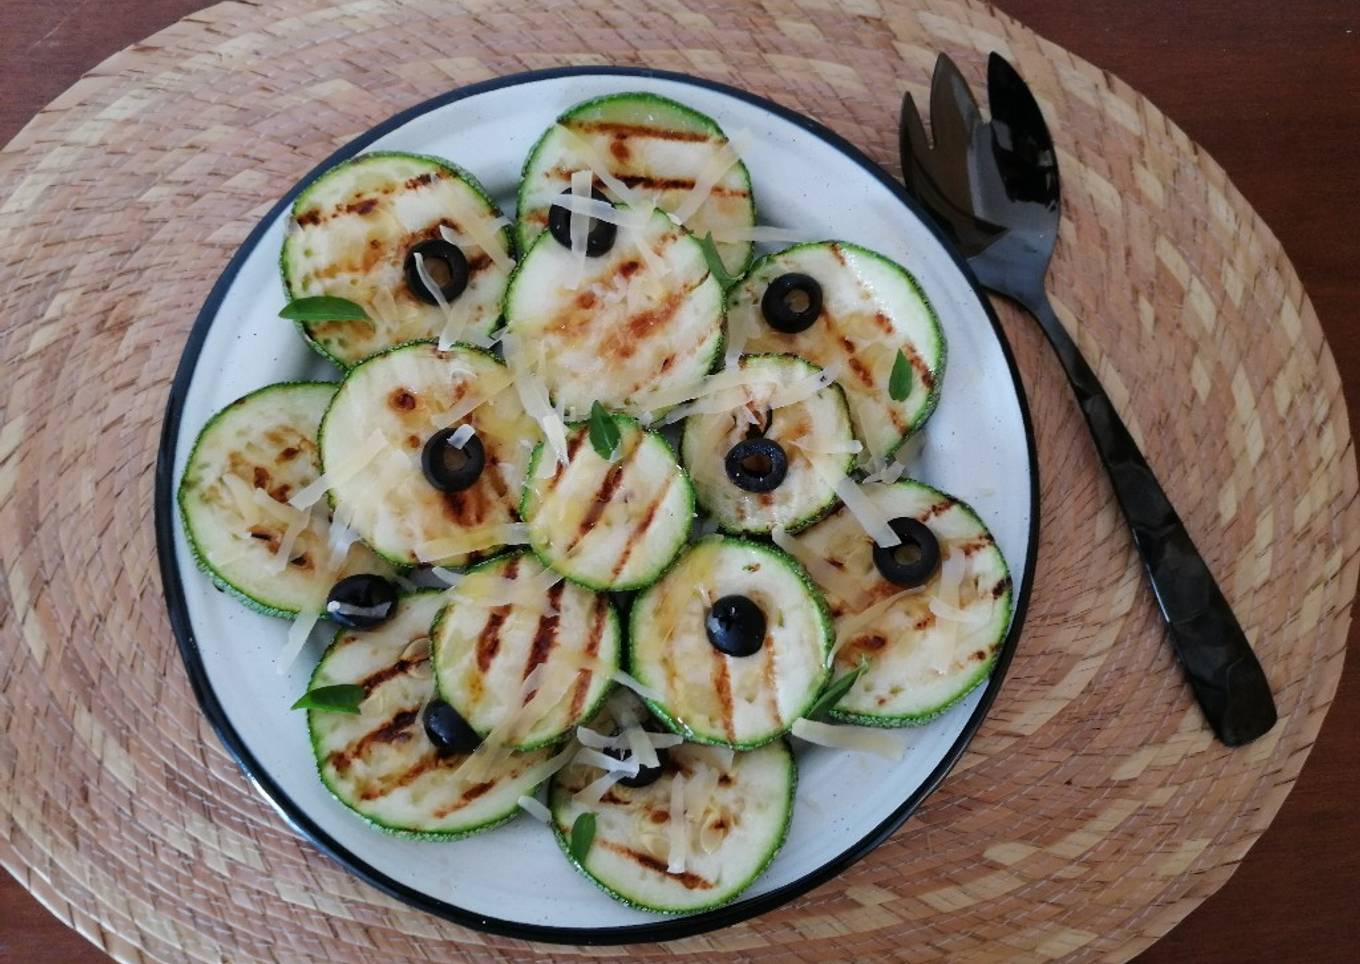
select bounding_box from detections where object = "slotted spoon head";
[901,52,1061,302]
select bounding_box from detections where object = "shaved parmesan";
[575,746,640,776]
[667,774,689,873]
[517,741,578,789]
[930,596,992,626]
[624,725,659,769]
[289,431,388,510]
[791,718,904,759]
[326,511,362,567]
[574,726,616,751]
[672,129,753,224]
[429,566,463,587]
[413,522,530,563]
[568,169,592,290]
[265,504,312,575]
[550,191,628,225]
[448,424,475,449]
[771,526,863,606]
[830,589,916,659]
[693,745,735,770]
[438,367,512,429]
[612,669,664,703]
[517,795,551,823]
[861,456,910,486]
[501,332,569,467]
[575,769,627,805]
[439,217,513,271]
[817,465,902,548]
[930,550,989,626]
[276,607,320,675]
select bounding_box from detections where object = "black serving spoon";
[900,53,1276,746]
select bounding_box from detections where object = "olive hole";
[439,444,471,473]
[892,542,925,567]
[783,288,811,314]
[740,452,774,478]
[424,256,454,289]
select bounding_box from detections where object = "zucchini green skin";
[281,150,514,369]
[317,339,534,570]
[628,535,834,750]
[795,479,1012,727]
[177,380,393,617]
[516,91,756,278]
[429,550,622,751]
[548,732,796,913]
[501,205,725,420]
[519,413,695,592]
[306,589,555,838]
[734,241,946,463]
[680,353,857,536]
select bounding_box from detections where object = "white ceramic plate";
[155,67,1037,943]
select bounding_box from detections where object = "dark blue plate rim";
[153,65,1040,946]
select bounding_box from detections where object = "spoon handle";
[1024,291,1277,746]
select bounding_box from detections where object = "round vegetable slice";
[549,696,794,913]
[681,354,856,534]
[789,479,1012,725]
[281,151,513,367]
[503,204,724,419]
[431,551,621,750]
[517,92,756,277]
[308,589,559,837]
[521,414,693,591]
[628,536,832,748]
[318,342,536,568]
[731,241,946,461]
[177,381,394,618]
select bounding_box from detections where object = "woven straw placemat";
[0,0,1354,960]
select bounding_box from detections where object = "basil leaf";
[888,349,911,402]
[805,661,868,720]
[291,683,365,714]
[697,232,737,290]
[569,811,597,864]
[589,401,621,461]
[279,296,370,323]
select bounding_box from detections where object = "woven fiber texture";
[0,0,1354,960]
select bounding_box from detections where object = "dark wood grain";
[1,1,1355,960]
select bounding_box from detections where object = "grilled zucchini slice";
[431,551,621,750]
[521,414,693,591]
[503,204,724,419]
[177,381,393,617]
[549,697,795,913]
[318,341,536,569]
[681,354,855,535]
[732,241,946,461]
[308,589,558,837]
[517,92,755,277]
[281,151,513,368]
[628,536,832,748]
[790,479,1012,725]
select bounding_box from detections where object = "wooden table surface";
[1,1,1355,961]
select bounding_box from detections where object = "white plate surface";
[163,69,1034,937]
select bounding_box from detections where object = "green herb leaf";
[888,349,911,402]
[291,683,365,714]
[569,811,597,863]
[805,661,869,720]
[588,401,621,461]
[279,296,370,323]
[697,232,737,290]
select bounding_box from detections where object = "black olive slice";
[423,699,482,756]
[404,238,469,305]
[724,437,788,493]
[872,517,941,589]
[705,594,767,657]
[760,272,823,333]
[421,427,485,492]
[547,187,617,257]
[325,574,398,629]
